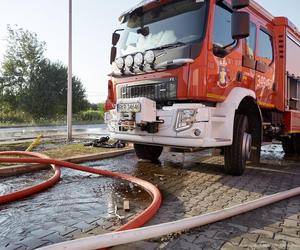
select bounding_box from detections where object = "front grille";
[119,78,177,101]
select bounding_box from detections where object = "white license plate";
[117,102,141,113]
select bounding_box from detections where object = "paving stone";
[228,237,243,246]
[249,228,275,239]
[82,226,109,236]
[178,240,204,250]
[287,242,300,250]
[198,229,219,239]
[29,228,56,238]
[227,223,248,233]
[18,237,48,249]
[274,233,300,245]
[214,232,242,245]
[42,232,66,243]
[282,219,299,228]
[221,242,245,250]
[263,226,282,234]
[286,206,300,214]
[240,233,259,242]
[180,233,198,243]
[2,245,27,250]
[257,236,287,249]
[81,224,99,233]
[286,214,299,221]
[281,227,299,237]
[114,241,160,250]
[71,221,91,231]
[239,238,258,248]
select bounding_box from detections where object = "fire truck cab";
[105,0,300,175]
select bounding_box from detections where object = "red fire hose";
[0,151,162,232]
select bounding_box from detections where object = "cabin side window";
[246,22,257,58]
[258,29,273,65]
[213,4,235,48]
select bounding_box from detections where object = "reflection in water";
[0,153,150,240]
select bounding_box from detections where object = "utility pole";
[67,0,73,141]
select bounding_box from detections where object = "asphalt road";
[0,124,108,141]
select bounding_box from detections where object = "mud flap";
[250,141,261,165]
[250,123,262,165]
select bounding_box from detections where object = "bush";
[75,110,103,122]
[0,110,33,124]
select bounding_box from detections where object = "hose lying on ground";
[37,174,300,250]
[0,151,61,204]
[0,151,161,233]
[1,152,300,250]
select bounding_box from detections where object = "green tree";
[0,26,89,120]
[1,25,46,100]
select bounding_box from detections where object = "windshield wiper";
[151,42,186,51]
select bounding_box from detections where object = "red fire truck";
[105,0,300,175]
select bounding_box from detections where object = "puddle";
[0,153,151,240]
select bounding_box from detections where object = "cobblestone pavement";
[1,144,300,250]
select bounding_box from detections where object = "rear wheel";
[134,144,163,163]
[282,136,295,155]
[292,134,300,154]
[224,114,252,176]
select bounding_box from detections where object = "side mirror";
[232,11,250,40]
[110,47,117,64]
[232,0,249,10]
[112,33,120,46]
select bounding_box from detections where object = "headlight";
[115,57,124,70]
[134,52,144,67]
[144,50,155,64]
[175,109,197,132]
[125,55,134,68]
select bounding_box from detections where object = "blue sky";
[0,0,299,103]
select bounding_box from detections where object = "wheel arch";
[216,87,262,164]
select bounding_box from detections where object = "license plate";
[117,102,141,113]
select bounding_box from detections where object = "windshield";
[117,0,208,57]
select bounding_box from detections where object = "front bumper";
[105,98,232,148]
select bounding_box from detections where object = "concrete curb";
[0,148,134,177]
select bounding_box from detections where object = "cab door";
[242,21,257,91]
[255,28,276,108]
[206,1,243,101]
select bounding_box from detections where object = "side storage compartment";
[286,75,300,110]
[286,33,300,110]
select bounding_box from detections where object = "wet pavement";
[0,154,150,249]
[0,144,300,249]
[0,124,107,141]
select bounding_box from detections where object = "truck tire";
[224,114,252,176]
[282,137,295,155]
[292,134,300,154]
[134,144,163,163]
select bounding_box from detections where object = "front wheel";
[134,144,163,163]
[224,114,252,176]
[282,136,295,155]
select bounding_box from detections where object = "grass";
[0,140,125,168]
[43,144,115,159]
[0,142,31,152]
[0,108,105,127]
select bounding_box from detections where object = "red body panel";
[284,111,300,133]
